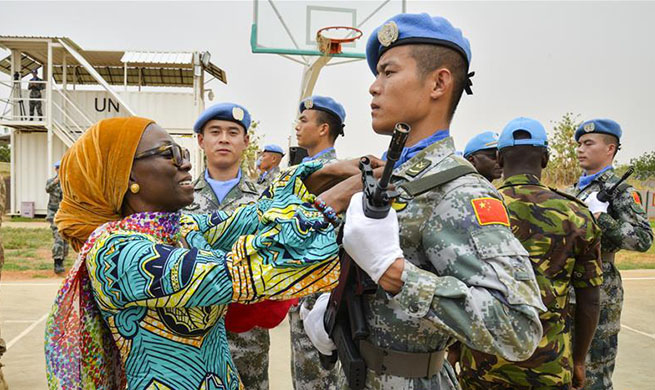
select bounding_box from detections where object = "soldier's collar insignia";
[391,199,408,212]
[232,107,245,121]
[406,158,431,177]
[378,21,399,47]
[304,98,313,109]
[584,122,595,132]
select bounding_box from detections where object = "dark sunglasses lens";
[170,144,190,167]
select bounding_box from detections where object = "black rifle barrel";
[597,167,634,202]
[377,122,410,192]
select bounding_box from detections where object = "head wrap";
[55,117,154,251]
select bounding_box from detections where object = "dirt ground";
[0,270,654,389]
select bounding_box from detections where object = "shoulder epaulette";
[399,157,476,197]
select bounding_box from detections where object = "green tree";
[0,144,10,162]
[629,151,655,180]
[241,120,262,179]
[542,112,582,187]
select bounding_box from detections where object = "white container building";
[0,36,226,215]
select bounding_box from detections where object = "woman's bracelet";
[314,197,340,226]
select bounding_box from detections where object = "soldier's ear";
[542,150,549,169]
[319,123,329,137]
[428,67,452,101]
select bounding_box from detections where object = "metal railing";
[0,79,47,122]
[0,78,98,145]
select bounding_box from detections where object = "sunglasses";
[477,150,498,160]
[134,143,190,168]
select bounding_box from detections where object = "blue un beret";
[299,95,346,125]
[263,144,285,155]
[193,102,251,133]
[463,131,499,158]
[54,160,61,168]
[498,117,548,150]
[366,13,472,75]
[575,119,622,142]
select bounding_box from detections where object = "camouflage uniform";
[183,170,268,390]
[571,168,653,390]
[0,174,7,390]
[289,147,339,390]
[257,165,281,187]
[336,137,545,389]
[458,173,603,390]
[45,177,68,265]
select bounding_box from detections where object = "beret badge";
[584,122,595,132]
[378,21,399,47]
[232,107,245,121]
[305,98,313,109]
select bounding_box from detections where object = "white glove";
[301,293,336,355]
[342,192,404,283]
[584,192,609,214]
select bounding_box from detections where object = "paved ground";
[1,270,654,389]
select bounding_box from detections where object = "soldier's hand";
[343,192,404,283]
[301,293,336,355]
[584,192,608,214]
[446,341,461,368]
[572,362,586,389]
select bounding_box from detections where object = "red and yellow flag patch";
[632,191,642,206]
[471,197,510,227]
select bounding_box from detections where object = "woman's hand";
[317,163,387,214]
[302,155,385,195]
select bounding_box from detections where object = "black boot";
[54,259,65,274]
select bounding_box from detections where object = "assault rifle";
[597,167,634,202]
[320,122,411,389]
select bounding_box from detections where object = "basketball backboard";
[251,0,406,63]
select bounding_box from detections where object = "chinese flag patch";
[471,197,510,227]
[632,191,642,206]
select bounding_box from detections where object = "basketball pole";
[288,55,332,151]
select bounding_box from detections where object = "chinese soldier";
[572,118,653,390]
[302,13,546,390]
[184,103,268,390]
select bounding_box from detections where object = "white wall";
[54,90,196,134]
[11,131,67,215]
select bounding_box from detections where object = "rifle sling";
[399,165,476,197]
[359,339,445,378]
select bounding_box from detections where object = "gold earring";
[130,183,140,194]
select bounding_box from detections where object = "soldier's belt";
[359,340,445,378]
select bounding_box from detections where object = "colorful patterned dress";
[44,163,340,390]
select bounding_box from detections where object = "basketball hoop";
[316,26,363,55]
